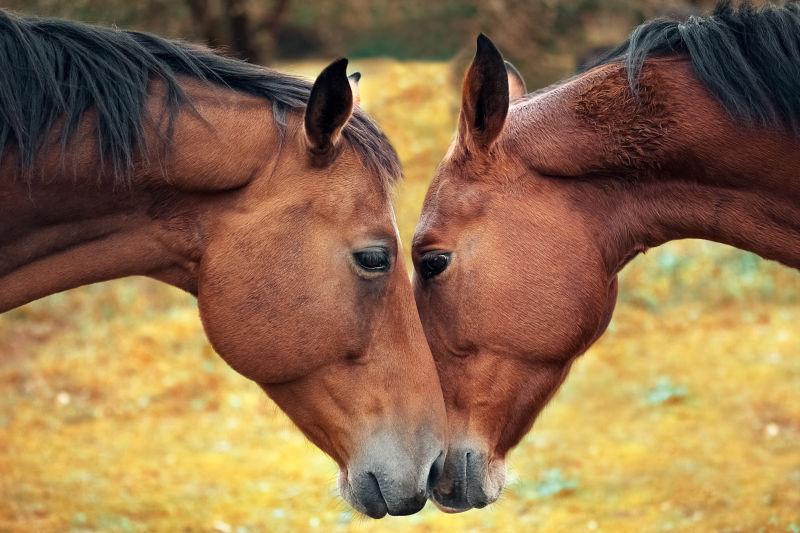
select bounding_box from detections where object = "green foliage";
[2,0,719,76]
[619,242,800,310]
[515,469,580,500]
[645,377,689,406]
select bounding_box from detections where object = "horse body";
[414,2,800,512]
[0,11,445,518]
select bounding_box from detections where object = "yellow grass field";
[1,60,799,532]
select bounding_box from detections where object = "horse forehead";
[417,175,488,242]
[292,158,394,218]
[339,178,393,218]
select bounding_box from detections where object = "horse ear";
[305,58,354,154]
[505,60,527,101]
[459,34,509,151]
[348,72,361,107]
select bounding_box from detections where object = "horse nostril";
[427,450,445,490]
[367,472,384,498]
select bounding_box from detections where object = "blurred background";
[1,1,799,531]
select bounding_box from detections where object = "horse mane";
[593,0,800,135]
[0,10,401,184]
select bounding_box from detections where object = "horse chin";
[431,500,472,514]
[481,458,507,505]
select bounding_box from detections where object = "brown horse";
[413,2,800,512]
[0,12,445,517]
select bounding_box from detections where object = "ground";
[1,60,799,532]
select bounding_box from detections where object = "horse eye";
[419,252,451,280]
[353,248,391,273]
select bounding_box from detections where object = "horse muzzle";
[339,431,444,518]
[430,445,506,513]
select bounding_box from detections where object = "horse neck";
[585,129,800,276]
[0,83,281,313]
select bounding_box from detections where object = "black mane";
[594,1,800,134]
[0,10,401,183]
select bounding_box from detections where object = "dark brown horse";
[413,2,800,512]
[0,12,445,517]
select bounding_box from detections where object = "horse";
[0,11,446,518]
[412,1,800,512]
